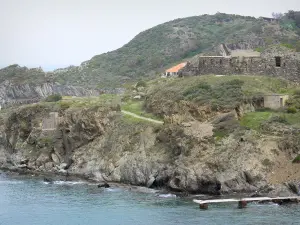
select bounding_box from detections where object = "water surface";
[0,174,299,225]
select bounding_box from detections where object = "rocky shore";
[0,96,299,198]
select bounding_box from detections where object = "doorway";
[280,98,283,107]
[275,57,281,67]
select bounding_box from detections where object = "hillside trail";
[121,110,164,124]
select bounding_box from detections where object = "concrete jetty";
[193,196,300,210]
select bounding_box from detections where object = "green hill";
[2,11,300,87]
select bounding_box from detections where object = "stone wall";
[179,55,300,81]
[264,94,289,109]
[179,46,300,82]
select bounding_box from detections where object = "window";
[275,57,281,67]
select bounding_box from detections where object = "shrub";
[183,79,244,111]
[287,107,297,114]
[292,155,300,163]
[262,159,272,167]
[254,47,264,52]
[44,94,62,102]
[293,89,300,96]
[280,43,295,49]
[268,115,288,124]
[136,80,147,88]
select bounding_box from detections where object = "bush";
[254,47,264,52]
[293,89,300,96]
[287,107,297,114]
[136,80,147,88]
[44,94,62,102]
[268,115,288,124]
[292,155,300,163]
[280,43,295,49]
[183,79,244,111]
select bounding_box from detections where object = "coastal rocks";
[43,177,53,183]
[58,163,68,170]
[146,176,156,188]
[286,182,299,194]
[51,153,60,164]
[0,99,299,197]
[97,182,110,188]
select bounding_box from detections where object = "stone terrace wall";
[179,55,300,82]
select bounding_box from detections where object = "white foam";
[158,193,177,198]
[0,180,23,184]
[105,188,121,192]
[53,181,86,185]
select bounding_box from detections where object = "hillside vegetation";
[53,11,300,87]
[1,11,300,87]
[144,75,296,118]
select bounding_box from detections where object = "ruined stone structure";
[42,112,61,130]
[178,45,300,82]
[264,94,289,109]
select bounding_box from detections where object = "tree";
[272,12,283,19]
[285,10,300,28]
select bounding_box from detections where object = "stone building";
[177,45,300,82]
[163,62,187,77]
[42,112,61,130]
[263,94,289,109]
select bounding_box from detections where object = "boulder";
[19,158,29,165]
[44,162,54,170]
[97,182,110,188]
[51,153,60,164]
[44,177,53,183]
[133,95,141,100]
[146,176,156,188]
[17,164,28,168]
[59,163,68,170]
[168,178,183,192]
[286,182,299,194]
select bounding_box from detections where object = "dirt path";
[121,110,164,124]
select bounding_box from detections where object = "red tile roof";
[166,62,187,73]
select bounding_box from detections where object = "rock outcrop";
[0,100,297,196]
[0,81,99,107]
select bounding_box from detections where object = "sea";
[0,173,300,225]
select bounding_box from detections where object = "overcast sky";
[1,0,299,71]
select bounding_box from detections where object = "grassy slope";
[1,12,300,87]
[20,13,298,87]
[146,75,296,109]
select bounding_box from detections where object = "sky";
[1,0,300,71]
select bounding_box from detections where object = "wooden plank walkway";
[193,196,300,209]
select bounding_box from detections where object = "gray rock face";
[0,101,297,196]
[0,81,99,107]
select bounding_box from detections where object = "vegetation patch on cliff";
[145,75,295,118]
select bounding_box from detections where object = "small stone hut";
[263,94,289,109]
[42,112,61,130]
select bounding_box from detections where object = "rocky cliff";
[0,65,99,106]
[0,95,298,196]
[0,80,99,107]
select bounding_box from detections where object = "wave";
[104,188,121,192]
[0,180,24,184]
[158,193,177,198]
[42,180,87,185]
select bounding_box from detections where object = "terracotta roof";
[166,62,187,73]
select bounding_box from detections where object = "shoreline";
[1,166,293,200]
[0,167,176,196]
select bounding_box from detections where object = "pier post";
[238,200,247,209]
[199,203,208,210]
